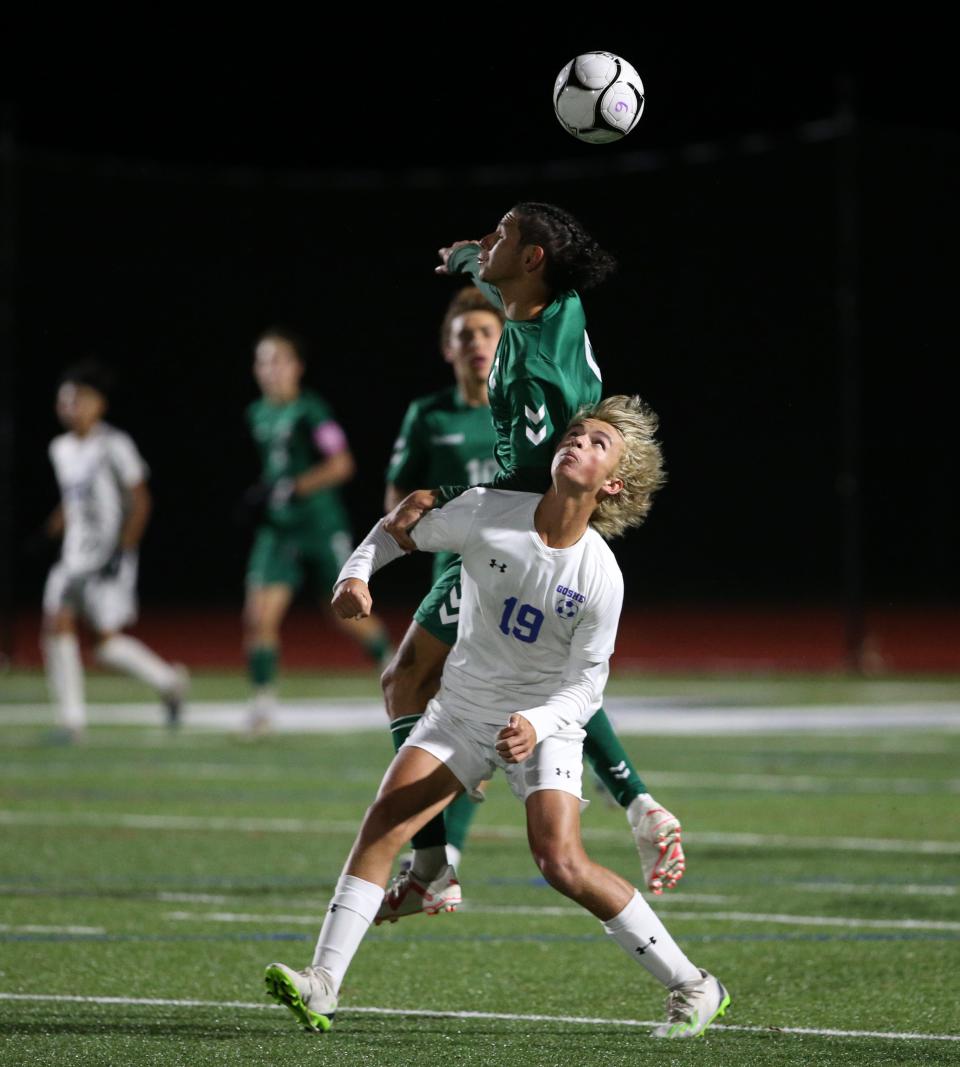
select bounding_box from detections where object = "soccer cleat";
[162,664,190,729]
[264,962,337,1033]
[652,968,730,1039]
[374,863,461,924]
[627,793,686,894]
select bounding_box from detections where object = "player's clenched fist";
[495,713,537,764]
[332,578,373,620]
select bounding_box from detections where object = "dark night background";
[2,28,958,648]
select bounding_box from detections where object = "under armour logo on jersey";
[329,904,339,913]
[555,768,572,778]
[489,559,507,572]
[525,403,547,446]
[636,936,657,956]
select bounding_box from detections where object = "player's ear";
[523,244,546,273]
[599,476,624,501]
[441,344,455,366]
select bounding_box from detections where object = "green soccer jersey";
[387,385,498,579]
[435,244,603,505]
[246,389,350,532]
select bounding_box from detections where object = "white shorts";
[403,699,587,805]
[43,554,139,633]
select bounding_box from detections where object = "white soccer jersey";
[340,489,624,741]
[49,423,148,574]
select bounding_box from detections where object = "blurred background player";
[381,230,684,917]
[41,361,187,741]
[243,329,391,733]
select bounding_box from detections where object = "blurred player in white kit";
[41,362,188,740]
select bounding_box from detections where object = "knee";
[531,844,585,898]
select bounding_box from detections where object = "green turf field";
[1,671,958,1065]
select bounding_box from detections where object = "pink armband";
[314,421,348,456]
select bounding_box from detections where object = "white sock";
[445,844,462,870]
[411,845,447,881]
[96,634,178,694]
[311,874,384,992]
[251,687,277,718]
[44,634,85,729]
[602,890,701,988]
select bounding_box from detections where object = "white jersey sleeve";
[520,657,610,743]
[335,522,406,587]
[105,430,149,487]
[409,487,487,556]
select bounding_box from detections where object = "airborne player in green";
[377,205,686,922]
[243,329,392,733]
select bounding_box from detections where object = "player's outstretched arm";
[332,578,372,620]
[434,240,481,275]
[437,241,504,310]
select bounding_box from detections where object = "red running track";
[6,605,960,674]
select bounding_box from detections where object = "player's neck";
[533,488,593,549]
[457,379,488,407]
[498,279,553,322]
[266,388,299,405]
[70,420,101,439]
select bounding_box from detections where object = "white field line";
[0,991,956,1043]
[2,809,959,856]
[795,882,958,897]
[152,885,956,904]
[3,699,960,735]
[0,924,106,934]
[161,906,960,932]
[3,759,957,795]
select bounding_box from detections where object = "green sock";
[248,646,278,687]
[583,707,647,808]
[362,630,391,665]
[444,791,478,854]
[389,714,447,850]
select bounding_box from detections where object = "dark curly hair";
[511,202,617,292]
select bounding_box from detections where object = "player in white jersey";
[41,363,188,740]
[264,397,730,1039]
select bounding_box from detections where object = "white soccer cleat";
[627,793,686,894]
[374,863,461,924]
[264,962,337,1033]
[652,968,730,1039]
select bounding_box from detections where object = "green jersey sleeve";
[446,244,504,310]
[386,400,430,490]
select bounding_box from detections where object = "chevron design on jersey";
[524,403,547,447]
[438,585,460,626]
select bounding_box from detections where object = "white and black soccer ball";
[553,51,644,144]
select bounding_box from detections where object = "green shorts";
[246,524,354,595]
[413,556,462,647]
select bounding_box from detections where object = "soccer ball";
[553,51,644,144]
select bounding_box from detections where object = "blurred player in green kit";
[244,329,391,732]
[378,256,684,922]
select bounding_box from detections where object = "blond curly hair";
[567,395,666,540]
